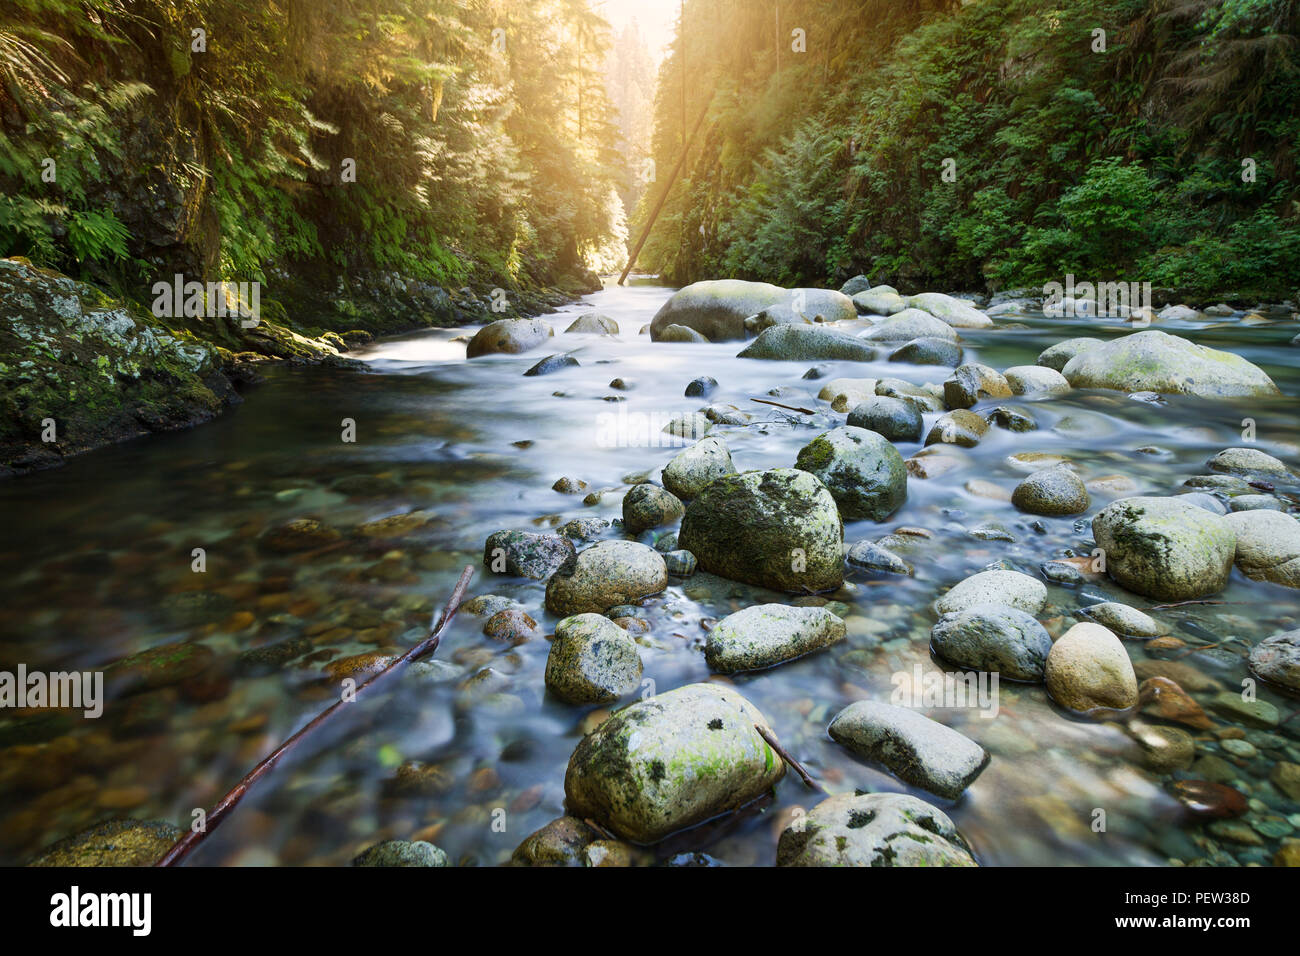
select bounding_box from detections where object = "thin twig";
[755,724,825,792]
[155,564,475,866]
[1144,600,1234,611]
[750,398,815,415]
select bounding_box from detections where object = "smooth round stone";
[1045,622,1138,712]
[1249,629,1300,692]
[1208,692,1280,729]
[737,324,877,361]
[943,363,1012,408]
[934,569,1047,616]
[685,376,718,397]
[1011,467,1089,516]
[845,540,913,575]
[544,613,643,705]
[985,406,1037,432]
[1060,330,1280,397]
[544,540,668,616]
[1170,780,1248,819]
[846,396,924,442]
[930,603,1053,681]
[1207,447,1290,477]
[466,318,552,357]
[925,409,989,447]
[777,792,976,867]
[1037,337,1103,371]
[1129,722,1195,774]
[662,549,698,577]
[27,819,183,867]
[1229,494,1285,512]
[1080,602,1163,637]
[1223,510,1300,588]
[704,604,846,673]
[1004,365,1070,396]
[661,436,736,500]
[352,840,449,867]
[1222,738,1258,759]
[862,308,958,343]
[1092,496,1236,600]
[794,426,908,521]
[524,353,579,376]
[889,337,963,366]
[622,484,685,534]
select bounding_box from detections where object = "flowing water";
[1,278,1298,866]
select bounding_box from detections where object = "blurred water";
[0,278,1297,866]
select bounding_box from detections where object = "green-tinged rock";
[1060,330,1280,397]
[934,569,1047,615]
[704,603,845,673]
[1004,365,1071,396]
[649,280,786,342]
[852,286,908,316]
[1208,691,1280,729]
[510,817,601,866]
[1081,602,1163,637]
[794,426,908,521]
[906,292,993,329]
[1045,622,1139,712]
[944,363,1012,409]
[1092,496,1236,600]
[622,484,685,534]
[1207,447,1291,477]
[563,683,785,843]
[28,819,182,866]
[1037,337,1103,372]
[483,529,576,580]
[661,436,736,500]
[545,540,667,615]
[930,603,1053,681]
[846,396,924,442]
[777,792,977,867]
[925,409,988,447]
[829,700,989,798]
[545,613,643,704]
[353,840,449,867]
[679,468,844,593]
[861,308,958,343]
[737,324,877,361]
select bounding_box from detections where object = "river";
[0,277,1297,866]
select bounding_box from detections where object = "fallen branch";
[755,724,825,793]
[155,563,475,867]
[1144,600,1233,611]
[750,398,815,415]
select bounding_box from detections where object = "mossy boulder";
[352,840,448,867]
[1061,330,1280,397]
[1037,337,1103,372]
[544,540,667,615]
[28,819,182,866]
[777,792,977,867]
[661,436,736,500]
[1092,496,1236,600]
[483,530,576,580]
[679,468,844,592]
[905,292,993,329]
[737,324,877,361]
[862,308,958,343]
[545,613,643,704]
[564,683,785,843]
[465,318,553,357]
[794,426,908,521]
[621,484,685,534]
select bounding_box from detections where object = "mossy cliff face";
[0,257,240,476]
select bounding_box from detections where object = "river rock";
[679,468,843,592]
[930,604,1053,681]
[845,540,913,575]
[794,426,908,521]
[564,683,785,842]
[353,840,449,867]
[28,819,183,866]
[744,303,811,333]
[649,280,786,341]
[889,337,963,366]
[776,792,977,867]
[1004,365,1071,396]
[622,484,685,534]
[510,817,601,866]
[985,406,1036,432]
[862,308,958,343]
[852,286,908,315]
[259,517,341,553]
[737,324,877,361]
[1249,629,1300,692]
[1208,447,1291,477]
[944,363,1013,408]
[684,376,718,397]
[466,318,553,357]
[658,324,710,343]
[565,313,618,335]
[1081,602,1163,637]
[545,540,667,615]
[483,530,575,580]
[704,604,846,673]
[924,409,988,447]
[1037,337,1103,371]
[661,436,736,500]
[524,353,579,376]
[545,613,643,704]
[1229,494,1285,512]
[817,378,878,411]
[1092,497,1236,600]
[828,700,989,798]
[906,292,994,328]
[1222,510,1300,587]
[935,569,1047,615]
[876,378,946,411]
[841,275,875,297]
[1011,467,1090,516]
[662,549,697,576]
[1045,622,1139,712]
[1060,330,1280,397]
[788,288,858,323]
[846,395,924,442]
[1129,722,1195,774]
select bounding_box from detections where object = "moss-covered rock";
[563,683,785,843]
[544,540,667,615]
[28,818,182,866]
[679,468,844,592]
[794,426,908,521]
[704,603,846,673]
[544,613,643,704]
[776,792,977,867]
[1093,496,1236,600]
[1061,330,1280,397]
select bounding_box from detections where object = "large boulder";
[777,792,977,867]
[565,312,619,335]
[828,701,989,799]
[794,426,908,521]
[846,396,924,442]
[661,437,736,500]
[545,540,667,615]
[1222,510,1300,588]
[1045,622,1138,713]
[1092,497,1236,600]
[906,292,993,329]
[737,324,878,361]
[852,286,908,316]
[679,468,844,592]
[861,308,958,343]
[564,683,785,842]
[788,288,858,324]
[649,280,786,342]
[944,363,1012,408]
[1037,337,1104,372]
[658,324,710,343]
[545,614,643,704]
[1061,330,1280,397]
[704,604,846,673]
[465,318,553,357]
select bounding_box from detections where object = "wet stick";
[750,398,815,415]
[154,564,476,867]
[755,724,825,792]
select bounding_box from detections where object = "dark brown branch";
[155,564,476,866]
[755,724,824,792]
[750,398,815,415]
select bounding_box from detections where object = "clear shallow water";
[1,278,1298,866]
